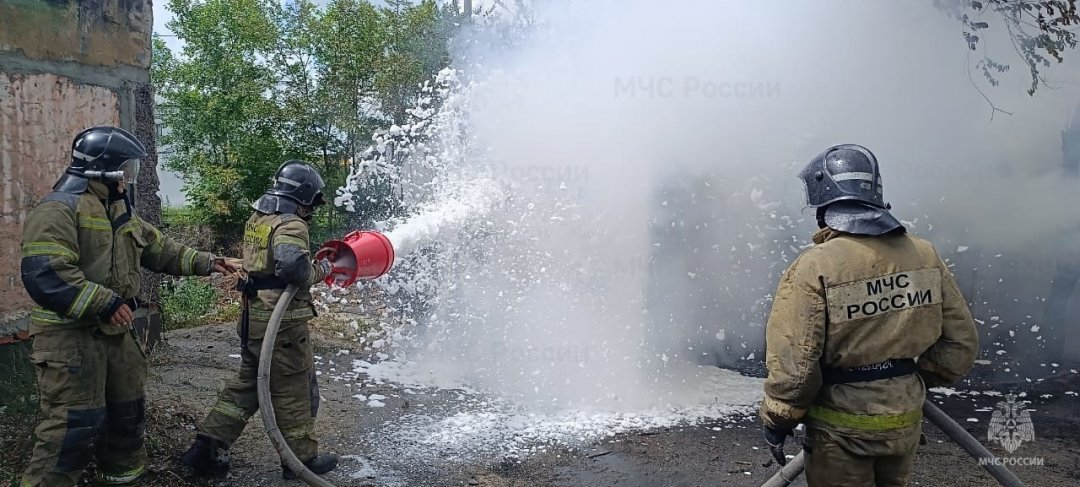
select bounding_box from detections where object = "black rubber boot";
[180,434,230,476]
[282,453,339,480]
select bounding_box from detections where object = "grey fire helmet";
[797,144,903,236]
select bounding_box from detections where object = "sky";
[151,1,183,55]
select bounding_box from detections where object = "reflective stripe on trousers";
[96,465,147,485]
[248,306,315,322]
[211,399,250,421]
[806,405,922,431]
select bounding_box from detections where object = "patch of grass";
[160,277,220,331]
[161,206,198,225]
[206,300,241,325]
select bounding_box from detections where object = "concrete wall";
[0,0,155,337]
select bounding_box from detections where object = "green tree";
[376,0,457,123]
[153,0,286,244]
[272,1,355,241]
[316,0,386,159]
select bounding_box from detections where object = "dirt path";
[141,323,1079,487]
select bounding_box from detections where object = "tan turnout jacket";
[761,227,978,450]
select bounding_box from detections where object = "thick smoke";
[369,0,1080,410]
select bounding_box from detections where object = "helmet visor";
[118,158,141,184]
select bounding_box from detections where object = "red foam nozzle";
[315,231,395,288]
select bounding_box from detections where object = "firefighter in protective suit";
[760,144,979,486]
[19,126,235,486]
[181,160,338,479]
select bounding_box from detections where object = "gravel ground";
[4,321,1076,487]
[134,323,1079,487]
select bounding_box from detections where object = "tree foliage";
[152,0,457,243]
[936,0,1079,95]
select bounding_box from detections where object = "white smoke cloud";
[376,0,1080,408]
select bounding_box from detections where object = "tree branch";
[967,49,1014,120]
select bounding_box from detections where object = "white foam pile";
[349,360,762,464]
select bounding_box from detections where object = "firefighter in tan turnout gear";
[181,160,338,479]
[760,144,979,486]
[19,126,236,487]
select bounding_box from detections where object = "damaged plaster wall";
[0,0,158,338]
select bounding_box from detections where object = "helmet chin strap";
[103,180,127,201]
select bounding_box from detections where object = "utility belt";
[821,358,916,385]
[237,275,286,349]
[84,298,149,354]
[236,275,314,348]
[810,358,922,432]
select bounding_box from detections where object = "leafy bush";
[160,277,220,330]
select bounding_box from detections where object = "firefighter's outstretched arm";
[137,218,224,276]
[21,202,124,321]
[917,256,979,388]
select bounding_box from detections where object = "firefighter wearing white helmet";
[759,144,979,486]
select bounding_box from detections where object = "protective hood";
[251,193,299,215]
[822,200,904,236]
[53,171,89,194]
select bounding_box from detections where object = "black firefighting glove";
[764,425,792,466]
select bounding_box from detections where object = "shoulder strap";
[40,191,80,211]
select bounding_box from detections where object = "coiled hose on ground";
[257,284,337,487]
[760,400,1026,487]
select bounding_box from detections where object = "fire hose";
[255,231,395,487]
[922,400,1025,487]
[257,284,335,487]
[760,400,1026,487]
[760,450,806,487]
